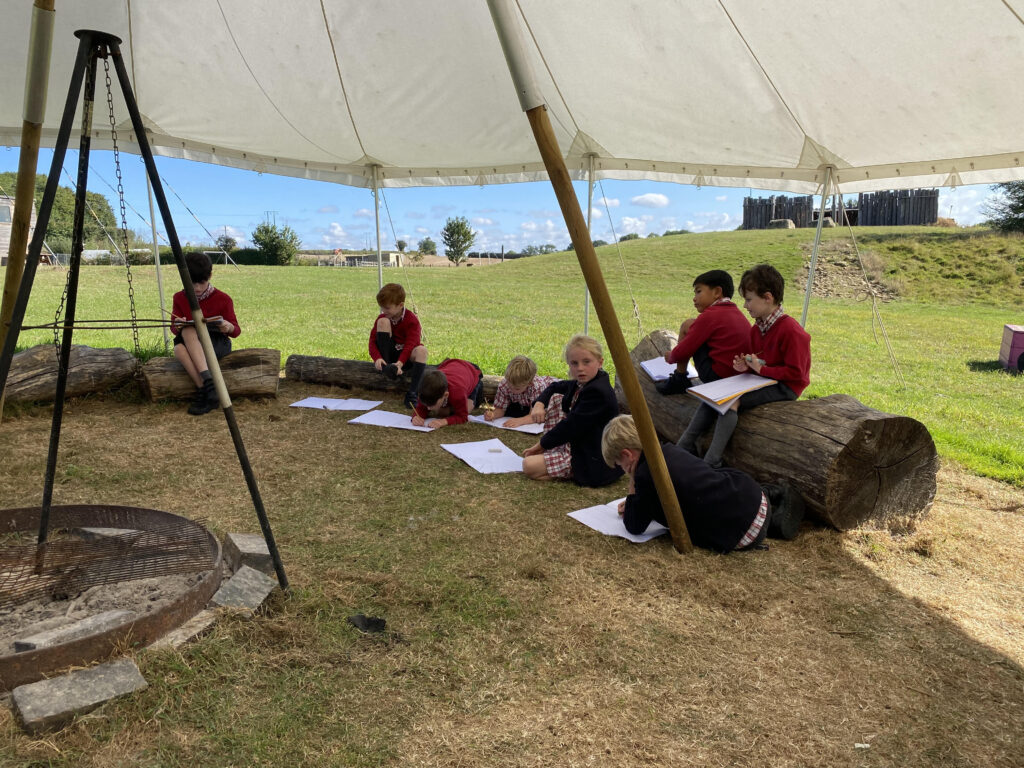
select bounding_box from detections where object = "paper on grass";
[467,414,544,434]
[687,373,777,414]
[640,356,698,382]
[568,499,670,543]
[290,396,383,411]
[440,438,523,474]
[348,409,434,432]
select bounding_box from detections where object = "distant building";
[0,193,38,266]
[343,251,404,267]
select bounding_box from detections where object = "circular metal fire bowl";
[0,504,223,691]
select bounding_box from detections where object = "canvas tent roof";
[1,0,1023,194]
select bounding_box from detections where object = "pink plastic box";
[999,324,1024,372]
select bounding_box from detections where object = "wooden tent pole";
[0,0,55,402]
[525,106,693,553]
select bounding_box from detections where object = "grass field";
[8,226,1024,485]
[2,226,1023,767]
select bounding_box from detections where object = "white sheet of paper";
[568,498,670,543]
[467,414,544,434]
[687,373,776,413]
[348,409,434,431]
[290,396,383,411]
[440,438,523,474]
[640,356,698,381]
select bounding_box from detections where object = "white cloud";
[353,208,374,218]
[687,212,734,233]
[431,204,456,217]
[598,196,620,208]
[317,204,339,214]
[415,226,431,235]
[529,209,560,218]
[938,186,992,226]
[589,208,603,219]
[715,195,727,202]
[320,222,348,248]
[520,221,538,232]
[472,217,495,226]
[405,211,426,220]
[631,193,669,208]
[620,216,647,235]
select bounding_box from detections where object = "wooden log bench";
[4,344,136,404]
[618,330,938,531]
[140,348,281,402]
[284,355,502,400]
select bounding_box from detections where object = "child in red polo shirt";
[411,358,484,429]
[657,269,750,395]
[369,282,428,409]
[677,264,811,467]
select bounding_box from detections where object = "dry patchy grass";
[1,382,1022,767]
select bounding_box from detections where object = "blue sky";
[0,146,996,254]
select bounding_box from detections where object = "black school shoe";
[187,380,218,416]
[655,370,691,395]
[383,363,400,380]
[764,481,806,540]
[403,391,418,410]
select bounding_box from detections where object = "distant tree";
[522,244,540,256]
[663,229,691,236]
[252,221,302,265]
[985,182,1024,233]
[215,234,237,253]
[441,216,475,266]
[410,250,424,264]
[592,239,608,248]
[619,233,641,242]
[418,236,437,255]
[539,244,558,254]
[395,239,407,252]
[646,232,660,238]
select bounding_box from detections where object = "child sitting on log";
[657,269,750,395]
[522,335,623,487]
[485,355,558,427]
[677,263,811,467]
[169,251,241,416]
[411,358,484,429]
[369,282,428,409]
[602,415,805,548]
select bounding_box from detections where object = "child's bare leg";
[409,345,427,363]
[174,327,208,387]
[523,454,551,480]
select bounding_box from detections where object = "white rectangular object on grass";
[290,397,383,411]
[467,414,544,434]
[568,499,670,543]
[440,438,524,474]
[348,409,434,432]
[640,357,698,381]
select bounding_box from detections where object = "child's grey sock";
[703,409,738,467]
[676,404,715,454]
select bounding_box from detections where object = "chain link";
[104,56,142,360]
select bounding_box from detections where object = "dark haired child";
[369,282,428,409]
[602,415,805,549]
[677,263,811,467]
[657,269,750,395]
[169,251,241,416]
[411,358,484,429]
[522,334,623,487]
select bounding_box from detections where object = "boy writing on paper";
[656,269,750,395]
[602,415,805,547]
[411,358,484,429]
[485,355,558,427]
[677,264,811,467]
[369,283,428,409]
[169,251,241,416]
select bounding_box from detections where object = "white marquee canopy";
[2,0,1024,195]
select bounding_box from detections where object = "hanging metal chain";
[104,55,142,359]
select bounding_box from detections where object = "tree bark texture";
[141,348,280,401]
[284,355,501,400]
[617,331,938,530]
[4,344,136,403]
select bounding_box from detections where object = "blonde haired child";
[521,335,623,487]
[485,355,558,427]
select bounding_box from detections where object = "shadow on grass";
[967,359,1017,374]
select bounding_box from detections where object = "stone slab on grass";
[147,609,217,650]
[210,565,277,613]
[223,532,274,574]
[12,658,147,735]
[14,610,136,652]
